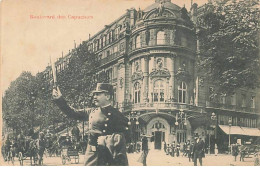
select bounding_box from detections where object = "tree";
[197,0,260,94]
[2,72,39,135]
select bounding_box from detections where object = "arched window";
[153,80,165,102]
[157,31,165,45]
[178,82,187,103]
[134,83,141,103]
[135,34,141,48]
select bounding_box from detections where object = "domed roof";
[143,0,181,13]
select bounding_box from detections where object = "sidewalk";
[127,149,256,166]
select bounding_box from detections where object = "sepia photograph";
[1,0,260,166]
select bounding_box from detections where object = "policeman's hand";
[97,136,106,146]
[52,86,62,100]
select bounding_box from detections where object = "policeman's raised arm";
[52,87,89,121]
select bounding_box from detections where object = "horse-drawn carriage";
[17,137,44,166]
[240,144,260,158]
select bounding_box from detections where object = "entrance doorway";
[154,131,162,149]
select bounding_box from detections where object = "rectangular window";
[103,36,106,47]
[230,94,236,106]
[220,94,226,104]
[251,96,255,108]
[241,94,246,107]
[183,133,186,142]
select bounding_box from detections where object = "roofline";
[87,11,130,43]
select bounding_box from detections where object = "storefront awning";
[241,127,260,137]
[219,125,245,135]
[219,125,260,137]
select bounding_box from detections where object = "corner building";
[44,0,260,152]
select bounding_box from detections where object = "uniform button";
[90,116,92,118]
[106,118,109,121]
[104,124,107,127]
[108,113,111,116]
[103,130,106,133]
[125,127,128,130]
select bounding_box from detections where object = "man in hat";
[52,83,129,166]
[192,135,205,166]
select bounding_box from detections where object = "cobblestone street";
[2,149,257,166]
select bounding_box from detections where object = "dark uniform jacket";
[54,97,129,166]
[192,139,205,158]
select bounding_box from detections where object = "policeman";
[52,83,129,166]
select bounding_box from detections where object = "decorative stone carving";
[149,68,171,80]
[119,77,124,88]
[118,63,125,70]
[135,61,140,71]
[131,71,144,81]
[157,1,165,17]
[156,58,163,69]
[175,67,191,82]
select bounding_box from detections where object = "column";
[143,56,149,102]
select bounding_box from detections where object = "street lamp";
[228,117,232,154]
[208,112,217,154]
[175,109,187,126]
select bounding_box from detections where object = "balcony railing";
[118,101,201,112]
[100,51,121,65]
[206,101,256,114]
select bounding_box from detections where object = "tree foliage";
[2,41,109,136]
[197,0,260,94]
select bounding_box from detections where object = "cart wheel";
[19,152,23,166]
[62,155,66,165]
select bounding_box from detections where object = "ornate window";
[250,96,255,108]
[153,80,165,102]
[134,83,141,103]
[135,34,141,48]
[157,31,165,45]
[178,82,187,103]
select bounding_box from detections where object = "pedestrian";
[138,136,149,166]
[52,83,129,166]
[171,141,176,157]
[166,144,170,155]
[232,143,239,161]
[163,141,167,153]
[214,143,218,156]
[37,132,46,165]
[192,136,205,166]
[183,141,187,157]
[240,145,246,162]
[188,142,194,162]
[176,142,180,157]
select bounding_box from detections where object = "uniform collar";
[101,104,111,108]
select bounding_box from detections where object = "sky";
[1,0,207,93]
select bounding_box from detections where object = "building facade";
[43,0,260,152]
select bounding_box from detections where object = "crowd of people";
[163,136,206,166]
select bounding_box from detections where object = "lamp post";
[228,117,232,154]
[208,112,217,154]
[128,112,140,142]
[175,109,187,126]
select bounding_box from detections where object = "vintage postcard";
[1,0,259,166]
